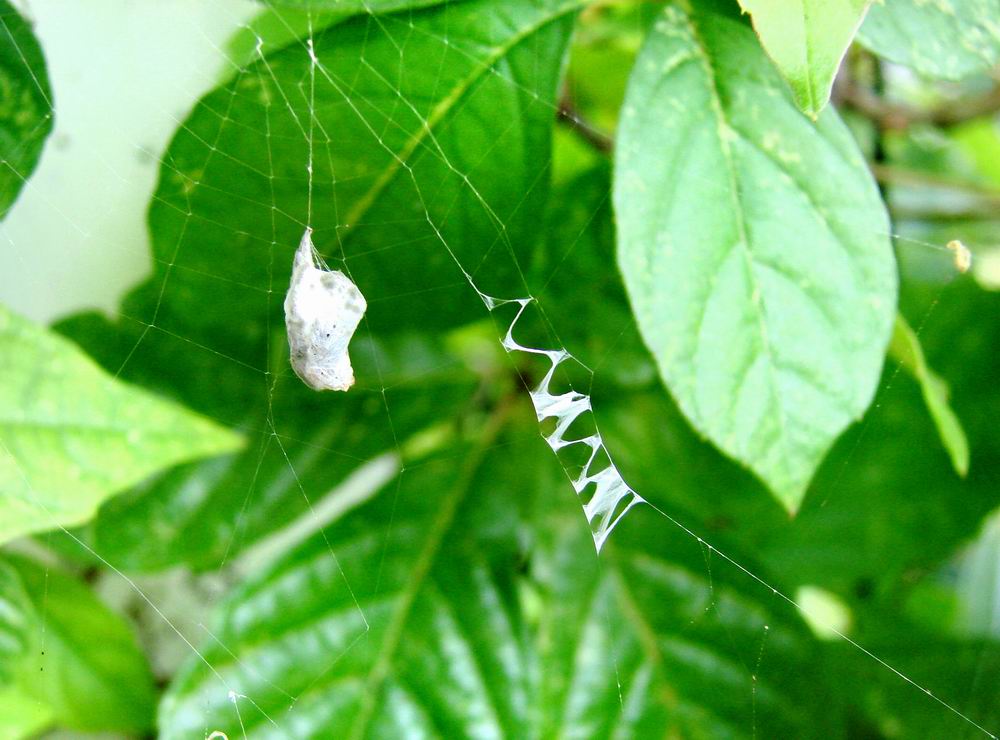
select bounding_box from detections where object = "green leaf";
[596,278,1000,600]
[46,0,580,571]
[159,431,838,737]
[613,1,897,513]
[224,6,349,70]
[952,507,1000,638]
[737,0,871,117]
[0,556,156,732]
[858,0,1000,80]
[0,0,53,217]
[55,308,478,571]
[951,118,1000,190]
[0,559,30,683]
[255,0,459,11]
[0,304,243,544]
[888,312,969,477]
[0,685,53,739]
[830,614,1000,737]
[537,162,1000,611]
[141,0,578,342]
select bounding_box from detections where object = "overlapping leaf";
[56,308,478,571]
[138,0,579,343]
[0,557,155,733]
[737,0,871,117]
[888,313,969,477]
[859,0,1000,80]
[0,305,242,544]
[614,1,897,513]
[54,0,580,570]
[0,0,52,217]
[540,162,1000,608]
[160,434,837,738]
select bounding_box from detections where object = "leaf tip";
[791,86,826,121]
[953,446,970,479]
[766,471,809,517]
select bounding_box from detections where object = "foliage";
[161,438,840,738]
[737,0,871,117]
[0,303,244,544]
[858,0,1000,81]
[888,313,969,477]
[0,556,156,733]
[614,0,895,512]
[1,0,1000,736]
[0,0,52,218]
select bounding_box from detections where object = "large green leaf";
[737,0,871,117]
[0,556,156,732]
[0,685,53,739]
[600,279,1000,603]
[159,430,838,738]
[49,0,579,571]
[858,0,1000,80]
[55,307,478,571]
[542,161,1000,605]
[0,0,53,218]
[0,304,243,544]
[139,0,578,346]
[613,1,897,513]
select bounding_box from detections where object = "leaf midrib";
[347,407,509,739]
[338,0,587,232]
[683,8,796,489]
[798,0,817,112]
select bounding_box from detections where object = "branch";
[836,77,1000,130]
[870,163,1000,220]
[888,205,1000,222]
[870,163,1000,204]
[557,92,614,154]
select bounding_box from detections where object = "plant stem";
[836,77,1000,131]
[557,90,614,154]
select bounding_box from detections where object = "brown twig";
[888,205,1000,222]
[835,76,1000,131]
[870,163,1000,204]
[557,91,614,154]
[870,163,1000,220]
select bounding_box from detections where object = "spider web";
[1,0,998,737]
